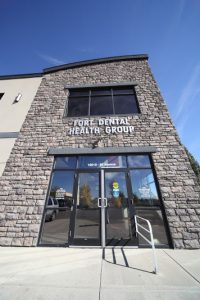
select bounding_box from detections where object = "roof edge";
[43,54,149,74]
[0,73,42,80]
[0,54,148,79]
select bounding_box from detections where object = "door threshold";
[105,246,139,249]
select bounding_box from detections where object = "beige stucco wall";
[0,77,42,131]
[0,138,16,176]
[0,76,42,176]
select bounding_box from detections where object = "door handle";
[98,198,107,207]
[98,198,102,207]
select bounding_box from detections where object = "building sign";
[79,155,126,168]
[112,181,120,198]
[68,117,134,135]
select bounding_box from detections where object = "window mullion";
[111,88,115,115]
[88,90,91,116]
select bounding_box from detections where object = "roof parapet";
[0,54,148,79]
[43,54,148,74]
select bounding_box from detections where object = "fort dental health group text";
[68,117,134,135]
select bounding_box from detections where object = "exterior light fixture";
[14,93,22,103]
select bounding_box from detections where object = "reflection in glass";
[91,88,111,96]
[130,169,159,206]
[69,89,89,97]
[114,95,138,114]
[54,156,77,169]
[136,208,168,245]
[79,155,127,169]
[90,96,113,115]
[74,173,100,241]
[49,171,74,209]
[74,210,100,240]
[40,209,70,245]
[113,87,134,95]
[127,155,151,168]
[39,171,75,245]
[77,173,99,209]
[105,172,132,242]
[67,97,89,117]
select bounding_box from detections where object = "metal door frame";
[100,169,106,247]
[103,169,137,247]
[69,168,137,248]
[69,170,101,246]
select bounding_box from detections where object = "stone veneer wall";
[0,58,200,248]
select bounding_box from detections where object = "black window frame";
[38,154,173,248]
[65,85,140,118]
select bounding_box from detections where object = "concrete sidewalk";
[0,247,200,300]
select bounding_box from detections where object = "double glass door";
[39,155,170,247]
[70,170,137,247]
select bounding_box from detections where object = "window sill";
[62,113,141,122]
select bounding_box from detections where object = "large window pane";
[54,157,77,169]
[40,209,70,245]
[128,155,151,168]
[136,208,168,246]
[104,171,134,246]
[77,173,99,209]
[67,97,89,117]
[40,170,75,245]
[114,95,138,114]
[49,171,74,208]
[90,96,113,115]
[91,88,111,96]
[113,87,134,95]
[105,171,128,208]
[74,210,100,241]
[130,169,159,206]
[69,89,89,97]
[67,86,140,117]
[74,173,100,242]
[79,155,127,168]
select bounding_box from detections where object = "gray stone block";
[0,57,199,248]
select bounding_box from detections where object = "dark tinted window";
[67,97,89,117]
[0,93,4,100]
[67,86,139,117]
[90,96,113,115]
[113,87,134,95]
[114,95,138,114]
[69,89,89,97]
[91,88,111,96]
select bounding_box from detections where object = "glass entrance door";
[71,172,101,246]
[104,171,137,246]
[70,170,137,247]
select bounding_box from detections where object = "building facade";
[0,75,42,176]
[0,55,200,248]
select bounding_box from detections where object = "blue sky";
[1,0,200,162]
